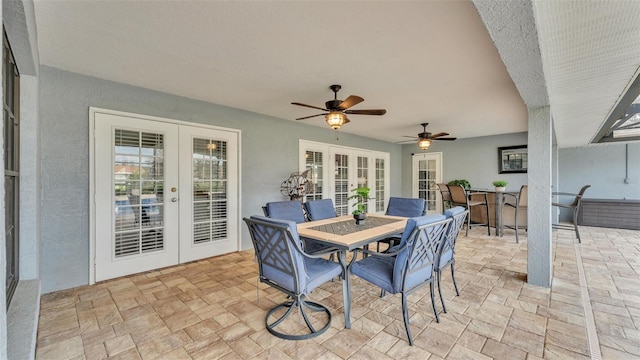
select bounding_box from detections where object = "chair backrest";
[244,216,307,294]
[304,199,337,221]
[572,185,591,207]
[385,197,427,217]
[392,214,450,292]
[437,183,452,202]
[518,185,528,207]
[447,184,469,206]
[437,206,468,269]
[264,200,306,223]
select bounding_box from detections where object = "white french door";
[93,110,239,282]
[412,152,443,214]
[300,140,389,215]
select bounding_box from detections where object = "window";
[4,29,20,307]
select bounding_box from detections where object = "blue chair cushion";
[385,197,426,217]
[249,215,341,294]
[350,255,396,294]
[265,201,306,224]
[304,258,342,293]
[304,199,337,221]
[352,214,446,294]
[438,206,466,270]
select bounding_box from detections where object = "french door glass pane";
[113,129,165,257]
[375,158,385,212]
[357,156,369,212]
[305,150,323,200]
[334,154,349,215]
[192,138,228,244]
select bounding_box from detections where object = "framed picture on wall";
[498,145,528,173]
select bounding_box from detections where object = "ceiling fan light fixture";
[418,138,432,150]
[325,111,346,129]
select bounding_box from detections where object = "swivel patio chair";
[436,183,453,210]
[502,185,528,243]
[376,197,427,252]
[244,216,342,340]
[552,185,591,243]
[435,206,468,313]
[350,214,452,345]
[264,200,335,255]
[303,198,338,221]
[447,184,491,236]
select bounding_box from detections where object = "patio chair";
[265,200,335,255]
[303,198,338,221]
[435,206,468,313]
[436,183,452,210]
[376,197,427,252]
[350,214,452,345]
[244,216,342,340]
[502,185,528,243]
[447,184,491,236]
[552,185,591,243]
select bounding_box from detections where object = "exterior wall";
[38,66,403,293]
[400,132,529,195]
[558,143,639,200]
[400,132,639,223]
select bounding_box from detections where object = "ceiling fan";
[292,84,386,130]
[398,123,457,150]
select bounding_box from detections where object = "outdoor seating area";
[35,223,640,359]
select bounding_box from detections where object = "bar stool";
[447,184,491,236]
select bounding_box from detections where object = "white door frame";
[412,152,443,214]
[89,107,242,284]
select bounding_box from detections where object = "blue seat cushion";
[304,258,342,293]
[351,255,396,294]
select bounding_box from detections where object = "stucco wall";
[558,143,639,200]
[38,66,403,293]
[400,132,529,195]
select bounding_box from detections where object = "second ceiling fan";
[398,123,457,150]
[292,84,386,130]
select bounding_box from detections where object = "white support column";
[527,106,553,287]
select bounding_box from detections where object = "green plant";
[492,180,508,187]
[347,186,374,215]
[447,179,471,190]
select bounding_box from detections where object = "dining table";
[297,213,408,328]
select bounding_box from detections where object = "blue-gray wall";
[400,132,529,194]
[39,66,403,293]
[558,143,639,200]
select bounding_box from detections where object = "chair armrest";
[300,247,340,259]
[552,192,578,196]
[352,244,407,259]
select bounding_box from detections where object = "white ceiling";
[32,1,640,148]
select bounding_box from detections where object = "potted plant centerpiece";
[493,180,508,192]
[348,186,374,224]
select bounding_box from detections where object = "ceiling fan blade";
[430,132,450,138]
[338,95,364,110]
[402,135,418,139]
[344,109,387,115]
[296,113,325,120]
[343,116,351,124]
[395,140,416,144]
[433,137,457,141]
[291,102,328,111]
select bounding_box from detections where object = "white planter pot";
[495,186,506,192]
